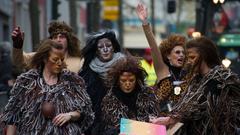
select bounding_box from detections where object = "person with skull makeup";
[150,36,240,135]
[100,55,160,135]
[1,39,94,135]
[79,31,124,135]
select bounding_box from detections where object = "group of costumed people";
[136,3,240,135]
[0,2,240,135]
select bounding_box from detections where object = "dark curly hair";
[48,21,81,57]
[106,55,147,89]
[160,34,186,64]
[186,36,221,68]
[81,30,121,70]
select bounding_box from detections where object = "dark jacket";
[79,67,108,135]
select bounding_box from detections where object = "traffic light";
[52,0,61,19]
[167,0,176,14]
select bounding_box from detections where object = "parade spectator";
[150,36,240,135]
[1,39,94,135]
[79,30,124,135]
[11,21,83,73]
[100,55,160,135]
[140,48,157,86]
[0,42,12,92]
[136,3,191,114]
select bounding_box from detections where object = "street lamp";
[222,58,231,68]
[213,0,218,4]
[213,0,225,4]
[219,0,225,4]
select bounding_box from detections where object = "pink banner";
[120,118,167,135]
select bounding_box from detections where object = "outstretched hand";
[11,26,24,49]
[136,3,148,24]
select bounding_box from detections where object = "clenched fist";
[11,26,24,49]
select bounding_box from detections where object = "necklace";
[170,69,183,95]
[174,86,181,95]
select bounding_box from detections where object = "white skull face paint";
[97,38,114,62]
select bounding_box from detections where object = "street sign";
[103,0,119,21]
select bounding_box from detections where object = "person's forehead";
[50,50,64,57]
[172,45,184,51]
[120,72,135,77]
[187,49,199,57]
[53,33,66,36]
[98,38,111,42]
[187,48,198,53]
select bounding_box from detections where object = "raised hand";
[11,26,24,49]
[136,3,148,24]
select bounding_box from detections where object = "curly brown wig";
[186,36,221,68]
[107,55,147,89]
[48,21,81,57]
[160,34,186,64]
[48,21,73,37]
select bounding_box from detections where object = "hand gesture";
[136,3,148,24]
[11,26,24,49]
[149,116,172,125]
[52,113,71,126]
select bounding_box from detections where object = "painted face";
[167,46,185,68]
[51,34,68,53]
[96,38,114,62]
[186,48,200,73]
[44,51,65,75]
[119,72,136,93]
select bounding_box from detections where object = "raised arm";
[11,27,34,68]
[136,3,169,81]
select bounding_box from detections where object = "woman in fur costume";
[1,39,94,135]
[136,3,191,115]
[100,55,160,135]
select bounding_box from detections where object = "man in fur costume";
[150,36,240,135]
[11,21,83,73]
